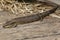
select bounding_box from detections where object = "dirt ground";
[0,0,60,40]
[0,10,60,40]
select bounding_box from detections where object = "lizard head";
[3,21,17,28]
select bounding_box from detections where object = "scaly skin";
[3,1,58,28]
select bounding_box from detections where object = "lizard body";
[3,1,58,28]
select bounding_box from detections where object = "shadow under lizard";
[3,1,58,28]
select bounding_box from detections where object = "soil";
[0,10,60,40]
[0,0,60,40]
